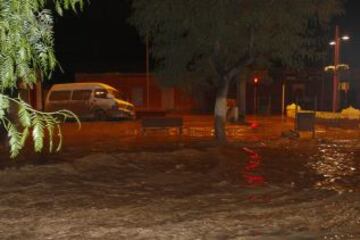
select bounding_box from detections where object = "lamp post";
[281,81,285,119]
[253,77,259,114]
[329,25,349,112]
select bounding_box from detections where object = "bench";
[136,109,167,118]
[141,117,183,135]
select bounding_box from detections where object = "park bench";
[141,117,183,135]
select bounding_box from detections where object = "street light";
[253,77,259,114]
[341,35,350,41]
[328,25,349,112]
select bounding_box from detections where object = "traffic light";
[253,77,259,84]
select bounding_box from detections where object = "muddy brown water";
[1,118,360,239]
[1,137,360,239]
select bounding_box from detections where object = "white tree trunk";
[214,79,230,142]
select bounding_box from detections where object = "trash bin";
[295,111,315,137]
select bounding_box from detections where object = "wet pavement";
[0,115,359,239]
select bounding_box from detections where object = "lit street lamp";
[328,25,350,112]
[253,77,259,114]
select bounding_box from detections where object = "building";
[75,69,343,116]
[75,73,197,114]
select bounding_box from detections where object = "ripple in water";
[307,142,359,194]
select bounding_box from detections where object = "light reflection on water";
[242,147,264,186]
[142,126,252,138]
[307,141,358,194]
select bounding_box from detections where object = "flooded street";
[0,116,360,239]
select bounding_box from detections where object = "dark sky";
[337,0,360,70]
[53,0,144,82]
[52,0,360,82]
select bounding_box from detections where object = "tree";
[0,0,83,158]
[130,0,343,142]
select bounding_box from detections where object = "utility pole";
[326,25,349,112]
[332,25,340,112]
[146,33,150,109]
[281,81,285,119]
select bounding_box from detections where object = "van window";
[94,89,108,99]
[72,90,92,101]
[49,91,71,101]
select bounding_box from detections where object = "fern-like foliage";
[0,0,84,90]
[1,94,80,158]
[0,0,84,158]
[7,122,23,158]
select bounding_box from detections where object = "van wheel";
[94,110,107,121]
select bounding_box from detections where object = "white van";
[45,83,135,120]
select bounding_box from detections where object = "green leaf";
[56,124,63,152]
[0,97,8,110]
[18,103,32,127]
[20,127,30,147]
[44,115,55,152]
[32,114,45,152]
[7,122,23,158]
[55,1,64,16]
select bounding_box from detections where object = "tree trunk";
[214,78,230,143]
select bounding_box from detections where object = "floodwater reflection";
[242,147,264,186]
[308,141,359,193]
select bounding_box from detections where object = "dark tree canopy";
[131,0,343,87]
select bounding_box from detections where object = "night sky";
[337,0,360,70]
[52,0,360,83]
[53,0,143,82]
